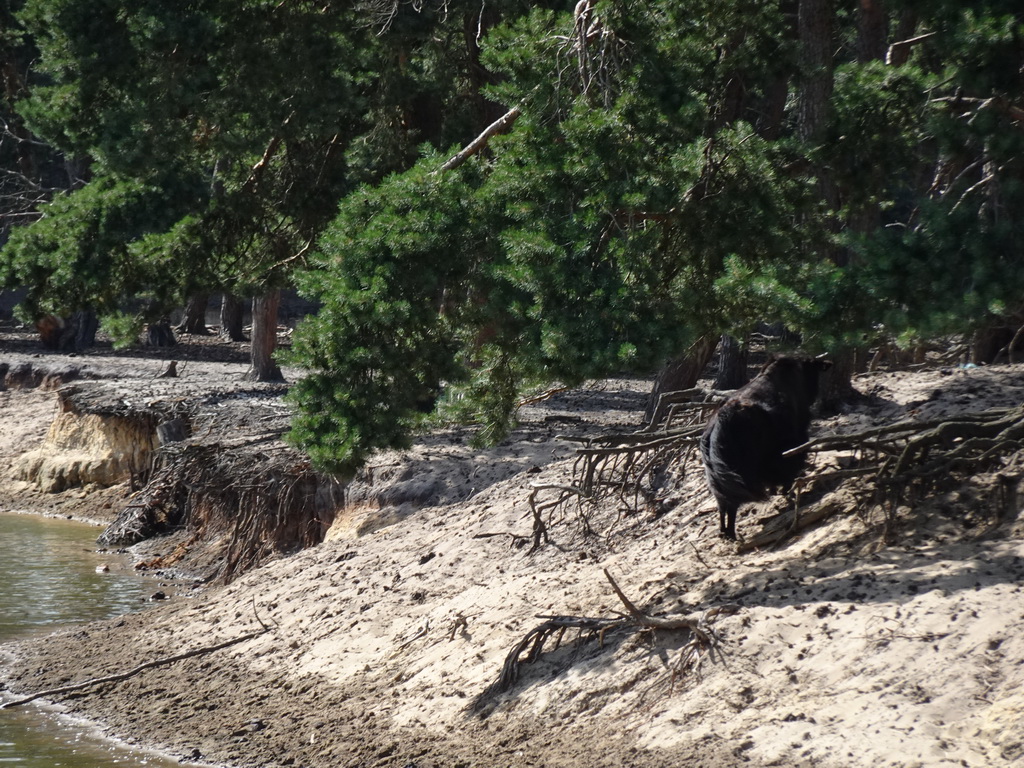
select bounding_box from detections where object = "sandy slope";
[2,353,1024,767]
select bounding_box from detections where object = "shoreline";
[0,505,217,767]
[0,681,222,768]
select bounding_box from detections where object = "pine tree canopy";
[1,1,1022,476]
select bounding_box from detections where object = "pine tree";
[3,0,1019,477]
[287,1,825,470]
[1,0,366,375]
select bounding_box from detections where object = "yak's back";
[737,356,827,443]
[701,355,831,504]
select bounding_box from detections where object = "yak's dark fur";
[700,356,832,540]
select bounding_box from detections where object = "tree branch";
[435,107,522,173]
[885,31,937,65]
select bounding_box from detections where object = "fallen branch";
[2,627,269,709]
[782,407,1018,458]
[517,384,573,407]
[885,31,937,65]
[392,619,431,655]
[447,613,469,642]
[737,501,844,553]
[603,568,711,642]
[472,530,530,547]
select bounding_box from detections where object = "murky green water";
[0,512,192,767]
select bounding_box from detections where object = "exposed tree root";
[99,440,343,582]
[748,405,1024,547]
[527,380,719,546]
[529,414,708,548]
[784,404,1024,527]
[534,392,1024,552]
[470,570,737,713]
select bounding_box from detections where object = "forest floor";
[1,326,1024,767]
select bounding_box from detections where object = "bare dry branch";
[2,627,269,709]
[435,107,522,173]
[885,31,937,65]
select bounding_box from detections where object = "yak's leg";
[719,501,739,540]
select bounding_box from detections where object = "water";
[0,512,191,767]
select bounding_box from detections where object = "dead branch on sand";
[2,624,270,710]
[470,570,738,712]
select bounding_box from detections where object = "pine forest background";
[1,0,1022,477]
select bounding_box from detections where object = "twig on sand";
[392,619,431,655]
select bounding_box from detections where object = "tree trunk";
[176,293,211,335]
[798,0,835,146]
[798,0,858,408]
[219,293,246,342]
[830,1,890,389]
[144,319,176,347]
[72,309,98,350]
[856,0,888,63]
[757,75,791,140]
[886,9,919,67]
[818,347,858,411]
[797,0,841,229]
[713,334,749,390]
[0,59,36,182]
[755,1,798,140]
[462,5,504,128]
[245,290,284,382]
[64,155,90,189]
[644,334,719,425]
[971,325,1012,365]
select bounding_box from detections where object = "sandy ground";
[2,338,1024,767]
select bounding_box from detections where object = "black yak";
[700,356,832,540]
